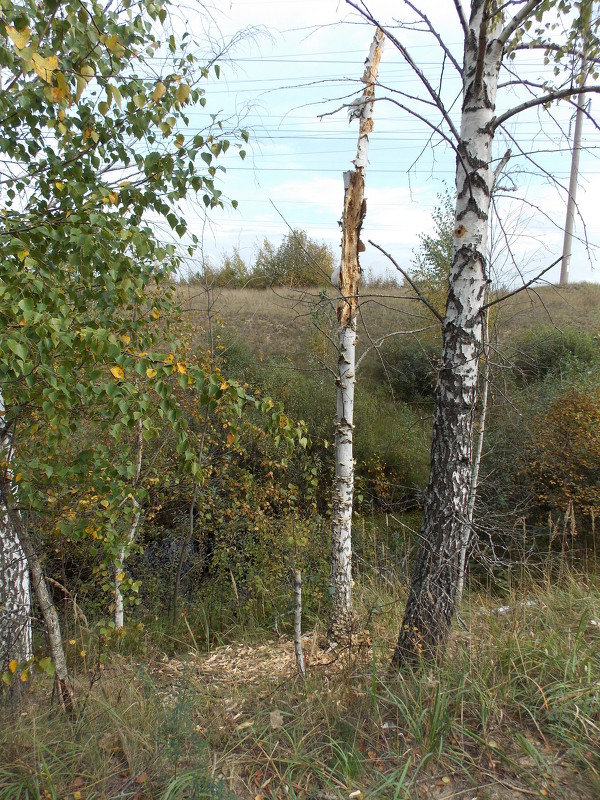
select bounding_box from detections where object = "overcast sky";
[167,0,600,287]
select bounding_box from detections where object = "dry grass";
[174,282,600,367]
[2,572,599,800]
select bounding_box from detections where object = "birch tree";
[328,29,384,642]
[0,389,32,669]
[0,0,248,686]
[347,0,600,665]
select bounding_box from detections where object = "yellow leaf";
[176,83,191,103]
[146,367,157,378]
[151,309,160,320]
[121,334,131,345]
[176,362,186,374]
[163,353,174,365]
[220,381,229,390]
[76,64,94,102]
[19,670,29,683]
[55,182,64,191]
[110,365,124,380]
[8,660,18,674]
[73,791,82,799]
[7,26,30,49]
[152,81,166,102]
[226,432,235,446]
[32,53,59,84]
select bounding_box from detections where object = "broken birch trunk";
[328,29,384,643]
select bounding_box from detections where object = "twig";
[367,240,444,322]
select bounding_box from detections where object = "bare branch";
[367,240,444,323]
[482,257,562,311]
[403,0,463,75]
[356,327,434,370]
[492,149,512,190]
[381,95,460,157]
[345,0,461,142]
[493,85,600,130]
[452,0,469,39]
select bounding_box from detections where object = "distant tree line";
[189,228,400,289]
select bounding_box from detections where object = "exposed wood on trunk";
[328,28,384,642]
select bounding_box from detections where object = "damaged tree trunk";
[392,2,503,666]
[328,29,384,643]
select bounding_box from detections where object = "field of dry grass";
[175,282,600,369]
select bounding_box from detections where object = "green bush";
[508,326,599,385]
[377,336,440,403]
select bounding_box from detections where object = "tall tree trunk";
[0,390,32,669]
[456,309,490,604]
[393,2,502,667]
[328,29,384,642]
[114,419,143,630]
[16,519,75,712]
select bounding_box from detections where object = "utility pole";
[560,3,593,287]
[560,76,588,285]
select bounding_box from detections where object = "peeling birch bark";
[0,389,32,669]
[393,2,502,666]
[328,29,384,643]
[114,418,143,630]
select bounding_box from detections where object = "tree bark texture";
[293,569,305,679]
[114,418,143,630]
[328,29,384,642]
[393,2,501,666]
[16,519,75,711]
[456,309,489,604]
[0,390,32,669]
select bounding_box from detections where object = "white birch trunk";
[114,419,143,630]
[16,520,74,711]
[394,2,502,665]
[0,388,32,668]
[328,29,384,642]
[456,310,490,604]
[293,569,305,679]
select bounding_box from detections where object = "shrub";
[508,327,599,385]
[377,336,440,403]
